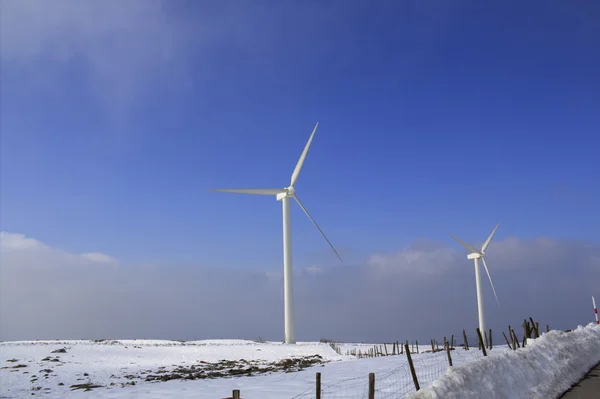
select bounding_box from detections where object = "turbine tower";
[449,223,501,345]
[210,122,342,344]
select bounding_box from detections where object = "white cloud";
[81,252,119,266]
[0,0,195,119]
[1,231,119,268]
[367,240,458,275]
[0,232,45,250]
[368,236,600,276]
[1,231,599,343]
[0,0,459,123]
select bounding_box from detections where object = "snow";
[0,338,483,398]
[0,339,346,398]
[1,325,598,399]
[410,323,600,399]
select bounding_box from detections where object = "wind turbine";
[210,122,343,344]
[449,223,500,345]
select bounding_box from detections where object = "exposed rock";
[145,355,326,382]
[2,364,27,369]
[70,383,104,391]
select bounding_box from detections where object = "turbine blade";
[209,188,286,195]
[448,233,481,255]
[292,194,343,263]
[481,256,500,307]
[481,223,500,252]
[290,122,319,187]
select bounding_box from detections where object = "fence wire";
[292,346,496,399]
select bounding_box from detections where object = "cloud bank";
[1,231,599,343]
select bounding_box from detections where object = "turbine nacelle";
[467,252,481,260]
[277,186,295,201]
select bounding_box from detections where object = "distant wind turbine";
[449,223,501,345]
[210,122,343,344]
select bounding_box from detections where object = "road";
[559,362,600,398]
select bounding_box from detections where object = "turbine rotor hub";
[286,186,295,196]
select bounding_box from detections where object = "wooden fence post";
[489,329,493,350]
[502,331,512,349]
[511,328,517,349]
[511,328,520,349]
[404,343,420,391]
[476,328,487,356]
[316,372,321,399]
[233,389,240,399]
[463,329,469,350]
[446,343,453,367]
[546,324,550,333]
[368,373,375,399]
[529,318,539,338]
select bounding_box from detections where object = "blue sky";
[1,1,599,341]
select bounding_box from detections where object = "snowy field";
[1,324,599,398]
[0,338,486,398]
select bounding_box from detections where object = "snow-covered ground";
[1,325,598,399]
[0,339,342,398]
[0,338,486,398]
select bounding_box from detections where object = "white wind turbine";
[210,122,343,344]
[449,223,500,345]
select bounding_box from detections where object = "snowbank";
[410,323,600,399]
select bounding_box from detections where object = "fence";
[222,318,547,399]
[292,344,483,399]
